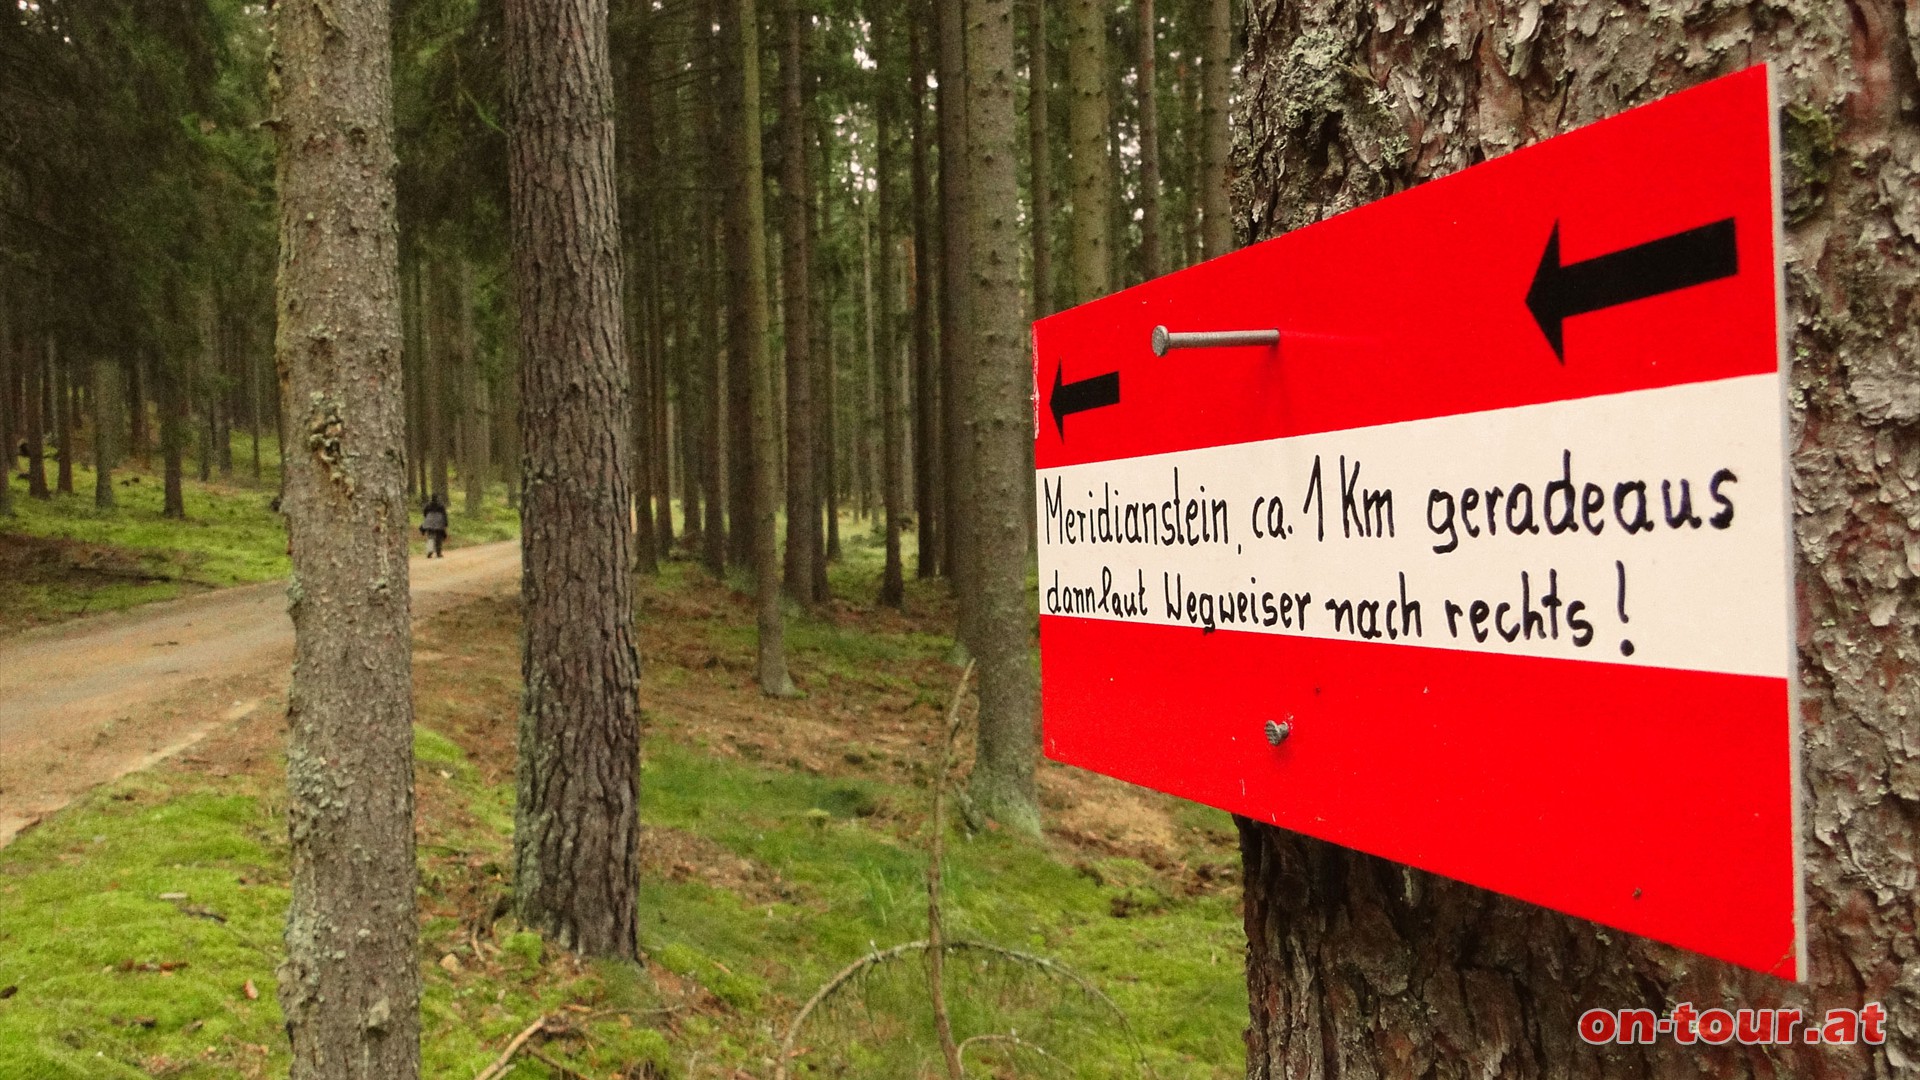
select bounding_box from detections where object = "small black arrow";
[1049,362,1121,439]
[1526,217,1738,361]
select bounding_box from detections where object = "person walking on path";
[421,496,449,558]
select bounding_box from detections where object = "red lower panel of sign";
[1039,615,1797,978]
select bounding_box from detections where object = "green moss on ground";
[0,444,518,631]
[0,520,1245,1078]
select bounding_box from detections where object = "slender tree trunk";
[92,360,115,509]
[857,201,875,523]
[457,256,488,517]
[0,301,13,517]
[159,354,184,517]
[1137,0,1161,280]
[1065,0,1110,304]
[1027,0,1053,317]
[1198,0,1230,260]
[53,349,73,495]
[24,337,47,500]
[937,0,974,649]
[425,260,449,503]
[247,322,264,482]
[129,351,149,465]
[809,108,836,593]
[909,5,940,581]
[649,239,672,557]
[628,251,660,573]
[874,0,906,610]
[268,0,421,1074]
[725,0,796,694]
[962,0,1039,835]
[505,0,642,958]
[780,0,820,605]
[1236,4,1918,1077]
[702,215,729,573]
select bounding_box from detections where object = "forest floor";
[0,523,1249,1078]
[0,450,519,635]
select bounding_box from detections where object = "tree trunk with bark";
[1236,3,1920,1076]
[0,303,13,518]
[23,337,48,499]
[92,359,114,509]
[504,0,642,959]
[909,4,941,582]
[936,0,975,645]
[159,353,184,517]
[1027,0,1052,318]
[1064,0,1110,305]
[781,0,821,605]
[1136,0,1161,280]
[874,0,907,610]
[728,0,796,694]
[1198,0,1231,260]
[962,0,1040,837]
[268,0,421,1074]
[53,349,72,496]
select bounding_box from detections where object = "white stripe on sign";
[1035,373,1790,680]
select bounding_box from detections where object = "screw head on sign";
[1264,720,1291,746]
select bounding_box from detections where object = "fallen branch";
[474,1013,556,1080]
[957,1032,1063,1072]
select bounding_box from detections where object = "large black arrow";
[1049,362,1121,439]
[1526,217,1738,361]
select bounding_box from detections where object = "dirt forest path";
[0,540,521,848]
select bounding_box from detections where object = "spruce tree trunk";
[457,256,487,517]
[159,355,184,518]
[129,351,148,464]
[23,337,48,499]
[91,360,114,509]
[1236,3,1919,1076]
[873,0,907,610]
[0,306,13,518]
[780,0,821,605]
[936,0,975,645]
[698,5,729,574]
[1064,0,1110,305]
[1136,0,1161,280]
[53,349,73,495]
[909,6,941,582]
[267,0,421,1073]
[1198,0,1231,260]
[726,0,795,694]
[1027,0,1052,317]
[425,261,449,503]
[504,0,642,958]
[962,0,1039,837]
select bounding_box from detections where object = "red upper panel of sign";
[1033,64,1779,470]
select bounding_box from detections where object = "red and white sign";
[1032,66,1801,978]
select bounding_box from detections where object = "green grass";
[0,501,1244,1077]
[0,442,519,630]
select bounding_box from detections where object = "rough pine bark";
[267,0,421,1073]
[1237,2,1920,1076]
[909,6,941,582]
[505,0,642,958]
[874,0,907,610]
[158,354,184,517]
[1064,0,1111,304]
[1027,0,1053,317]
[962,0,1039,837]
[0,305,13,517]
[937,0,976,645]
[730,0,797,694]
[23,337,47,499]
[53,349,72,495]
[1137,0,1161,280]
[781,0,821,605]
[91,359,114,509]
[1199,0,1231,259]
